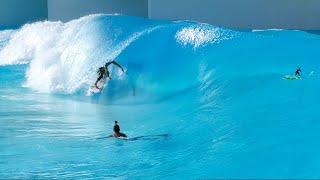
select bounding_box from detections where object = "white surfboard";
[283,74,301,80]
[88,79,106,94]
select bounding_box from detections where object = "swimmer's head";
[115,121,118,124]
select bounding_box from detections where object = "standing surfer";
[295,68,301,77]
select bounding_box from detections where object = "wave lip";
[0,14,167,94]
[0,14,239,97]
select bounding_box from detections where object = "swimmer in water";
[97,122,169,140]
[113,121,127,138]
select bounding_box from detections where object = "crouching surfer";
[94,60,125,89]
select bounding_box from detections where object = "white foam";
[0,30,16,50]
[252,28,284,32]
[175,24,234,48]
[0,14,159,94]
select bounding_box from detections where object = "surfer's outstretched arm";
[107,61,124,72]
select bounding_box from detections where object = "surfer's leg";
[95,75,103,88]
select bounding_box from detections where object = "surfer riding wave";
[94,60,124,89]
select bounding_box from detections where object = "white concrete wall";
[148,0,320,30]
[48,0,148,22]
[0,0,47,28]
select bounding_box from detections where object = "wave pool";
[0,14,320,179]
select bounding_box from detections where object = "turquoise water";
[0,15,320,179]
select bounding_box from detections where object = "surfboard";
[89,79,106,94]
[97,134,169,141]
[283,75,301,80]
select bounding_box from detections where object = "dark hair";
[115,121,118,124]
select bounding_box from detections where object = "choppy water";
[0,14,320,179]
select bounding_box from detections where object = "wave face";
[1,14,320,178]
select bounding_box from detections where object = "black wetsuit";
[113,124,120,133]
[113,124,127,137]
[95,61,123,88]
[295,69,301,76]
[97,67,106,82]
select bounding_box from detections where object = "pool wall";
[148,0,320,30]
[48,0,148,22]
[0,0,319,29]
[0,0,47,28]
